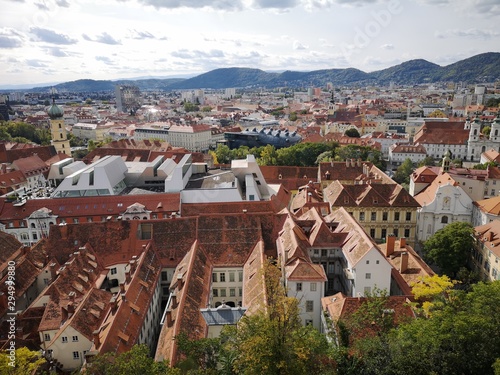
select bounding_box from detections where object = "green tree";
[417,156,436,167]
[388,281,500,375]
[483,125,491,137]
[344,128,360,138]
[473,161,498,170]
[393,158,414,185]
[424,221,474,278]
[0,347,46,375]
[175,332,221,372]
[201,106,212,112]
[258,144,278,166]
[214,144,232,164]
[289,112,298,121]
[85,344,173,375]
[225,260,333,375]
[184,102,200,112]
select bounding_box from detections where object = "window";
[393,228,399,237]
[305,300,314,312]
[44,333,50,341]
[365,273,371,279]
[394,212,400,221]
[220,273,225,282]
[62,336,68,343]
[404,228,410,238]
[359,212,365,221]
[313,249,319,256]
[220,289,226,297]
[73,352,80,360]
[296,283,302,292]
[382,212,388,221]
[441,216,448,224]
[321,249,327,257]
[249,194,255,201]
[212,273,217,282]
[213,289,218,297]
[239,288,242,297]
[328,263,334,274]
[406,212,412,221]
[305,319,313,326]
[229,272,235,282]
[238,271,243,282]
[376,260,380,264]
[72,336,78,342]
[161,271,168,281]
[371,212,376,221]
[110,268,117,275]
[381,229,387,238]
[364,286,371,295]
[310,283,317,292]
[370,228,376,238]
[230,289,235,297]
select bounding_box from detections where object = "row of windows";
[212,271,243,283]
[44,334,78,342]
[212,288,242,297]
[357,211,412,222]
[296,282,317,292]
[369,228,411,239]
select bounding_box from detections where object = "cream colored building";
[473,220,500,281]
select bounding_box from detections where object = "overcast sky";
[1,0,499,87]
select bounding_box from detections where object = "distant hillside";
[9,52,500,92]
[167,67,277,89]
[370,59,441,84]
[31,77,185,93]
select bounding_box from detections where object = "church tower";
[490,116,500,143]
[468,117,481,142]
[47,99,70,154]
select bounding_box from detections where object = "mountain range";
[6,52,500,93]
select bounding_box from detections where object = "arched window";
[474,129,477,135]
[482,146,486,153]
[30,223,36,229]
[441,216,449,224]
[495,129,498,136]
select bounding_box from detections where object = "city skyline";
[1,0,500,87]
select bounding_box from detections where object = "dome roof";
[47,99,63,119]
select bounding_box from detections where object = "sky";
[1,0,500,88]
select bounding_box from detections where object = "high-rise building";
[47,99,70,154]
[115,85,142,114]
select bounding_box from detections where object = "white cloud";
[380,43,394,50]
[30,27,77,45]
[293,40,308,50]
[82,32,121,45]
[435,28,499,40]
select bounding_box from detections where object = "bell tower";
[47,98,70,154]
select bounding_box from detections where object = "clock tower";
[47,99,70,154]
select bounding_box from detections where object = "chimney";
[386,234,396,257]
[110,296,118,313]
[125,270,131,283]
[400,251,409,273]
[357,158,361,167]
[345,159,349,167]
[166,309,173,327]
[49,262,57,282]
[307,192,312,203]
[488,231,494,242]
[119,283,125,293]
[93,330,101,349]
[400,237,406,248]
[67,302,75,315]
[171,294,177,309]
